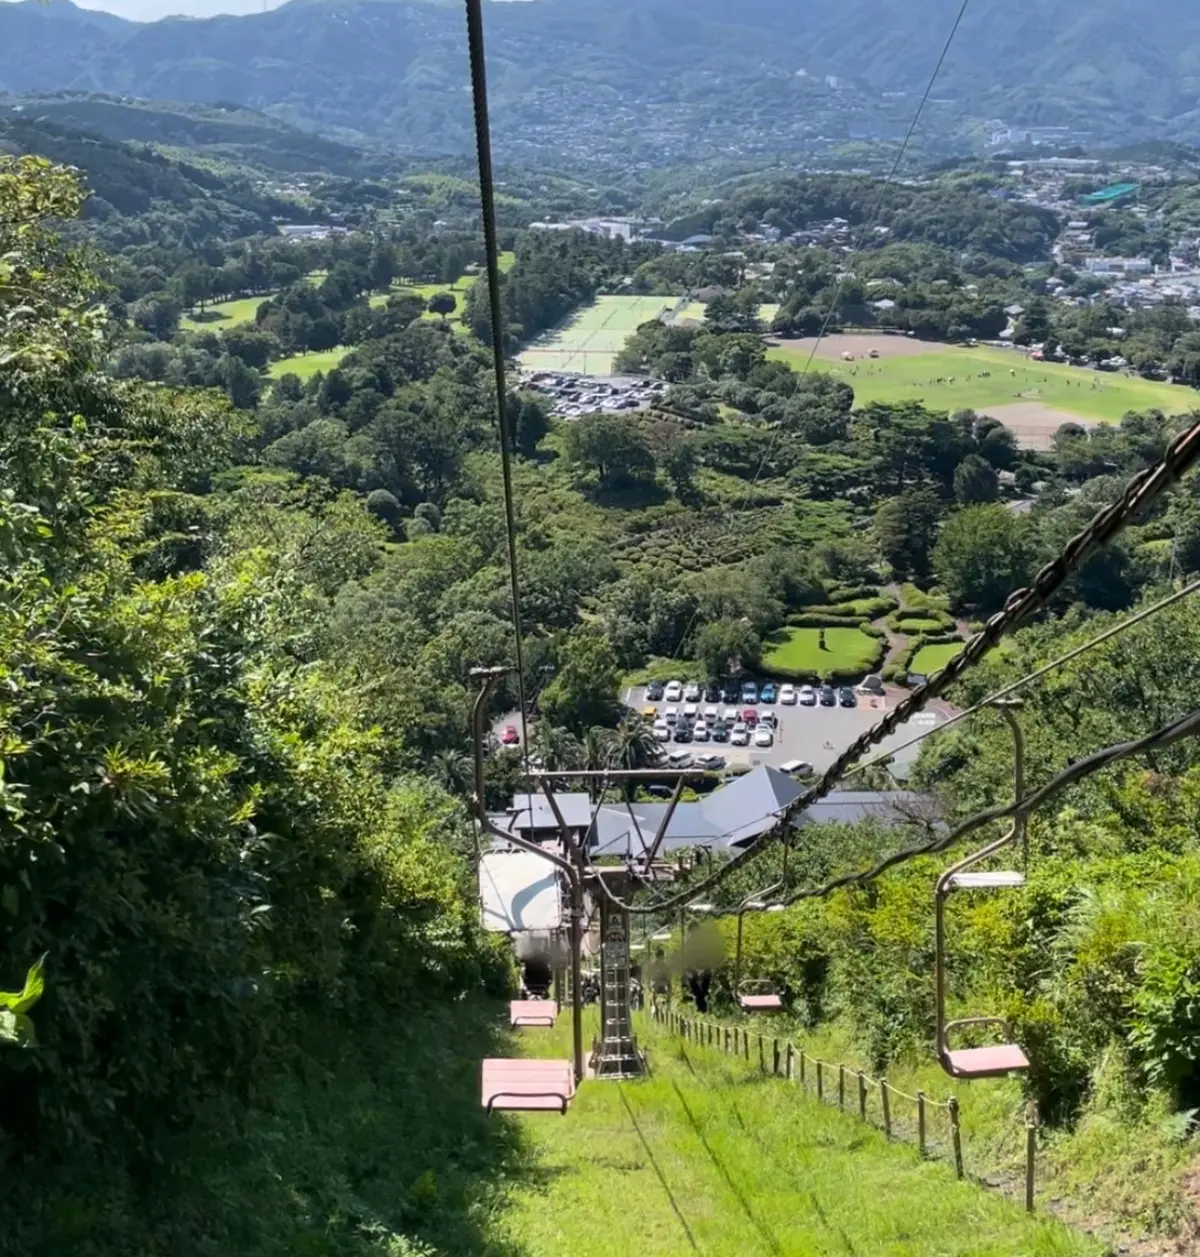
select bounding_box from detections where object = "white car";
[683,702,699,719]
[781,759,813,776]
[683,681,702,702]
[798,685,817,706]
[692,721,709,742]
[730,722,750,746]
[754,726,774,748]
[779,684,797,705]
[664,681,684,703]
[759,711,778,729]
[664,705,679,724]
[653,721,671,743]
[704,706,720,723]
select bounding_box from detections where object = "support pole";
[1025,1100,1038,1213]
[786,1043,795,1081]
[917,1091,927,1159]
[949,1096,964,1180]
[858,1071,867,1121]
[838,1064,845,1110]
[816,1060,824,1100]
[881,1079,892,1137]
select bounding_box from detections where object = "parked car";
[673,724,692,743]
[711,723,729,743]
[695,753,726,771]
[641,704,658,720]
[667,750,694,769]
[692,721,710,742]
[664,681,683,702]
[856,674,884,696]
[781,759,814,776]
[799,685,817,706]
[779,684,797,705]
[742,707,758,726]
[759,711,777,729]
[721,681,741,704]
[653,721,671,743]
[741,681,759,703]
[753,726,774,748]
[684,681,702,702]
[730,723,750,747]
[703,683,721,703]
[819,685,836,706]
[703,705,720,723]
[760,683,777,704]
[646,681,665,702]
[683,702,699,719]
[500,725,520,745]
[838,687,857,707]
[664,706,680,725]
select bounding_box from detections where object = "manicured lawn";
[911,641,966,675]
[267,346,349,380]
[519,294,680,375]
[767,342,1192,424]
[180,293,273,332]
[494,1014,1096,1257]
[762,626,883,678]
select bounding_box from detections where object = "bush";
[787,612,867,629]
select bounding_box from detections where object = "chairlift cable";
[666,0,975,665]
[464,0,533,776]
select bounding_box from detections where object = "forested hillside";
[3,0,1200,156]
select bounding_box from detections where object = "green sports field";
[180,293,273,332]
[768,341,1194,426]
[519,294,679,375]
[267,346,349,380]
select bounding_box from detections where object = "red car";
[742,708,758,726]
[500,725,520,746]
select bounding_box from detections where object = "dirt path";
[874,583,909,673]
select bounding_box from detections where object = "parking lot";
[623,683,955,778]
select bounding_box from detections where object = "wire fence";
[651,1004,1038,1213]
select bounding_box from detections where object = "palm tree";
[430,748,473,798]
[581,726,615,801]
[607,713,662,798]
[530,722,582,774]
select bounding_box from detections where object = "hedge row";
[882,630,965,683]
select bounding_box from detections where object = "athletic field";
[519,295,679,375]
[768,336,1195,433]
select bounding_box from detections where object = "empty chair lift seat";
[945,1043,1030,1079]
[737,981,783,1012]
[481,1058,575,1114]
[510,999,558,1028]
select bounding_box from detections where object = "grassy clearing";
[267,346,349,379]
[762,626,883,678]
[496,1014,1096,1257]
[621,657,708,687]
[767,342,1192,424]
[911,641,966,674]
[180,293,272,332]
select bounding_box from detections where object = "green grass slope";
[768,343,1194,424]
[497,1015,1096,1257]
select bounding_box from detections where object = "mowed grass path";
[768,342,1192,424]
[497,1016,1096,1257]
[762,626,884,678]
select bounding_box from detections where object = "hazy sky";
[1,0,535,20]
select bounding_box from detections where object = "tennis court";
[518,295,680,375]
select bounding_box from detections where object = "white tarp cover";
[479,850,562,933]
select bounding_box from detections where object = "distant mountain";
[2,0,1200,160]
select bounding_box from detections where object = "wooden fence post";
[773,1038,781,1076]
[881,1079,892,1137]
[858,1071,867,1121]
[948,1096,964,1180]
[744,1030,751,1062]
[786,1043,795,1081]
[838,1064,845,1109]
[816,1060,824,1100]
[724,1026,730,1053]
[758,1034,765,1072]
[917,1091,927,1159]
[1025,1101,1038,1213]
[799,1050,807,1086]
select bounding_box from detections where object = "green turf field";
[767,343,1193,424]
[495,1015,1096,1257]
[180,294,272,332]
[519,294,680,374]
[911,641,967,675]
[672,300,780,327]
[267,346,349,380]
[762,626,883,678]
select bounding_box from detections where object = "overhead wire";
[602,414,1200,914]
[464,0,533,776]
[665,0,975,665]
[841,575,1200,782]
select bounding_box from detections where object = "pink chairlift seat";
[945,1043,1030,1078]
[481,1058,575,1114]
[510,999,558,1028]
[738,993,784,1012]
